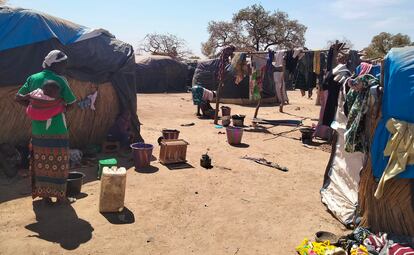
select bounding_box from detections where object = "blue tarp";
[371,46,414,178]
[0,7,88,51]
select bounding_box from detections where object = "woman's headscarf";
[42,50,68,68]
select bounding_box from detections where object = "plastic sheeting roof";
[0,6,110,51]
[372,46,414,179]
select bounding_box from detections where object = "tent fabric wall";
[135,55,188,93]
[0,7,142,142]
[371,47,414,179]
[321,88,365,225]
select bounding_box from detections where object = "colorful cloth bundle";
[296,238,337,255]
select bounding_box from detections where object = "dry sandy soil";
[0,90,347,255]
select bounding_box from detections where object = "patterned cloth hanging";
[344,74,379,153]
[217,45,235,84]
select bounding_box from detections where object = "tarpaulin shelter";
[0,6,142,147]
[321,46,414,236]
[192,58,278,105]
[359,47,414,236]
[135,55,188,93]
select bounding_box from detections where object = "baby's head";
[42,80,60,98]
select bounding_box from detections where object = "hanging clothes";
[374,118,414,198]
[273,50,289,103]
[321,64,351,127]
[285,49,299,75]
[355,62,381,79]
[229,52,248,85]
[347,50,361,74]
[344,74,379,153]
[217,45,235,83]
[326,47,335,72]
[249,55,267,100]
[313,50,321,75]
[295,52,316,92]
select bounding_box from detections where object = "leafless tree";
[139,33,192,60]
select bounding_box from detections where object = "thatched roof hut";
[0,7,142,147]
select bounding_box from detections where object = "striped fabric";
[388,243,414,255]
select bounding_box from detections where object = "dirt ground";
[0,90,347,255]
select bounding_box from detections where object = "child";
[25,80,65,129]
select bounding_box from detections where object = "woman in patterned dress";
[15,50,77,204]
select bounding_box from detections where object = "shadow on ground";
[25,200,94,250]
[0,152,134,203]
[101,207,135,225]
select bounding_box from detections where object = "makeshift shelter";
[0,7,141,148]
[359,47,414,236]
[192,58,278,105]
[321,46,414,236]
[135,55,188,93]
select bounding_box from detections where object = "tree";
[201,21,251,58]
[234,5,306,51]
[202,4,306,57]
[139,33,192,60]
[364,32,413,59]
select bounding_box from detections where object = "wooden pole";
[253,94,262,119]
[213,83,222,125]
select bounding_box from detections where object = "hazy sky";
[7,0,414,56]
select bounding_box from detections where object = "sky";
[7,0,414,57]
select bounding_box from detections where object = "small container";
[221,106,231,116]
[98,158,117,179]
[158,129,180,145]
[226,126,244,145]
[131,143,153,169]
[221,116,231,127]
[99,167,127,213]
[231,114,246,127]
[66,171,86,197]
[200,154,212,169]
[159,139,189,165]
[300,128,314,144]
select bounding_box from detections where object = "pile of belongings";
[296,227,414,255]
